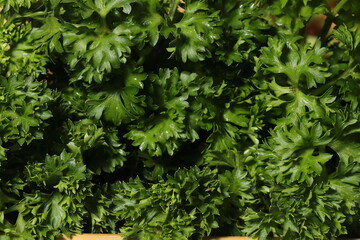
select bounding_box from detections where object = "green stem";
[319,0,348,45]
[311,77,337,96]
[286,70,299,88]
[101,17,107,29]
[311,59,355,96]
[333,0,348,15]
[21,11,47,19]
[169,0,179,20]
[97,17,111,34]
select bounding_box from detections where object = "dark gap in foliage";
[135,131,210,181]
[279,42,291,64]
[39,62,70,90]
[257,119,277,141]
[275,73,291,87]
[341,213,360,238]
[325,146,339,175]
[90,163,136,184]
[82,214,93,233]
[4,211,18,225]
[42,100,71,155]
[115,220,126,232]
[238,61,257,80]
[1,143,40,181]
[117,127,138,150]
[207,59,245,81]
[171,132,208,166]
[292,149,305,159]
[83,146,120,174]
[278,93,294,102]
[90,168,124,185]
[211,201,243,236]
[90,151,142,184]
[312,147,320,156]
[142,38,173,72]
[105,9,128,30]
[339,99,348,107]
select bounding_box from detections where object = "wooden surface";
[61,234,122,240]
[60,234,359,240]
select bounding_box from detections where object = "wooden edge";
[59,235,360,240]
[60,234,122,240]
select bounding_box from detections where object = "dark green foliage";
[0,0,360,239]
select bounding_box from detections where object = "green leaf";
[165,1,221,62]
[93,0,136,17]
[30,16,63,53]
[87,90,144,126]
[332,24,360,51]
[260,36,330,88]
[15,213,26,233]
[219,168,252,199]
[126,117,185,156]
[329,137,360,162]
[0,76,53,147]
[63,25,133,83]
[298,149,332,176]
[49,193,66,229]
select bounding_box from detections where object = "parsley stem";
[333,0,348,15]
[311,59,355,96]
[21,11,47,19]
[98,17,111,33]
[319,0,347,45]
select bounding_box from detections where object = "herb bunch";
[0,0,360,240]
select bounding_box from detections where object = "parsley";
[0,0,360,240]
